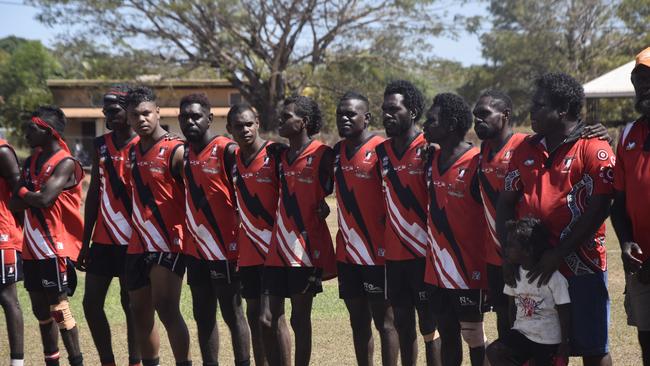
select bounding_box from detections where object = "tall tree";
[30,0,448,130]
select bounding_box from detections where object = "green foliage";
[0,39,61,135]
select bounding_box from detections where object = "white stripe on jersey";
[132,199,169,252]
[23,216,55,259]
[385,191,427,256]
[184,198,226,260]
[276,214,313,267]
[337,206,375,265]
[427,226,468,289]
[479,189,501,248]
[238,205,271,253]
[99,173,132,244]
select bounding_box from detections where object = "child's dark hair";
[33,105,66,135]
[283,95,322,136]
[505,217,551,263]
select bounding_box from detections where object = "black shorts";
[86,243,128,278]
[262,266,323,298]
[24,257,77,297]
[125,252,186,291]
[386,258,430,309]
[432,287,488,321]
[186,256,239,287]
[337,262,386,300]
[0,249,23,286]
[487,263,508,308]
[495,329,560,365]
[239,265,263,299]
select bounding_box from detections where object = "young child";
[487,217,571,366]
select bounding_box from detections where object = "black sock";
[176,361,192,366]
[129,356,142,365]
[9,353,24,360]
[235,360,251,366]
[44,350,60,366]
[142,358,160,366]
[69,354,84,366]
[203,362,218,366]
[469,346,486,366]
[100,355,115,365]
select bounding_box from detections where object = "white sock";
[10,359,24,366]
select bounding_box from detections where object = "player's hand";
[502,261,519,287]
[316,200,330,220]
[77,245,90,272]
[581,123,611,142]
[527,248,562,287]
[621,241,643,274]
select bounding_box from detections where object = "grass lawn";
[0,203,641,365]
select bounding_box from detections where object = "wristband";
[17,186,29,199]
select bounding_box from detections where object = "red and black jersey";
[614,118,650,261]
[265,140,335,274]
[127,134,186,254]
[92,133,139,246]
[233,141,279,267]
[334,136,387,265]
[183,136,239,261]
[504,125,615,276]
[375,133,428,261]
[0,139,22,251]
[477,133,528,265]
[424,147,488,289]
[22,149,84,261]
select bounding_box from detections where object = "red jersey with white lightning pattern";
[0,139,22,251]
[233,142,279,267]
[92,133,139,245]
[127,134,186,254]
[334,136,387,265]
[375,133,428,260]
[183,136,239,261]
[22,149,84,261]
[265,140,335,272]
[424,147,488,289]
[477,133,527,265]
[504,127,615,276]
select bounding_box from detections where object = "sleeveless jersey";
[233,141,279,267]
[477,133,528,265]
[334,136,387,265]
[0,139,22,251]
[127,134,186,254]
[22,149,84,261]
[183,136,238,261]
[375,133,428,261]
[92,133,139,245]
[265,140,335,273]
[424,147,488,289]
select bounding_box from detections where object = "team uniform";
[477,133,528,308]
[21,148,84,295]
[0,139,23,285]
[614,118,650,331]
[233,141,279,299]
[263,140,335,297]
[125,134,187,290]
[504,123,615,356]
[375,133,430,308]
[87,133,139,277]
[425,146,489,317]
[334,136,387,300]
[183,136,239,287]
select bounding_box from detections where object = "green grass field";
[0,207,642,365]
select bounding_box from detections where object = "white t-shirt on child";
[503,267,571,345]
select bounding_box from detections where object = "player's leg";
[216,280,251,365]
[289,292,314,366]
[29,290,61,366]
[385,260,417,365]
[149,262,191,363]
[369,299,399,366]
[118,275,141,366]
[47,258,83,366]
[0,283,24,364]
[639,331,650,365]
[416,304,441,366]
[455,290,486,366]
[339,263,374,366]
[487,264,510,338]
[485,333,527,366]
[126,254,160,366]
[262,294,291,366]
[240,265,267,366]
[82,272,115,365]
[190,280,219,365]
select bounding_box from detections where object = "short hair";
[180,93,211,111]
[339,91,369,105]
[478,89,513,113]
[226,102,257,125]
[384,80,425,122]
[534,72,584,120]
[126,86,156,109]
[284,95,322,136]
[32,105,67,135]
[432,93,473,137]
[505,217,550,263]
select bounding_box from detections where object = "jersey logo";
[596,149,609,161]
[561,157,574,173]
[364,150,373,161]
[626,141,636,150]
[415,147,423,159]
[306,155,314,167]
[263,156,271,166]
[503,150,513,161]
[0,234,7,242]
[157,147,167,158]
[524,159,535,166]
[457,168,467,180]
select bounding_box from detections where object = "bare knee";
[0,288,20,312]
[460,321,485,348]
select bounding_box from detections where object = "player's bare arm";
[11,158,76,209]
[78,148,101,271]
[611,190,644,274]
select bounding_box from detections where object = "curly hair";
[180,93,211,111]
[384,80,425,122]
[505,217,551,263]
[534,73,584,120]
[226,102,257,125]
[478,89,513,113]
[126,86,156,109]
[284,95,322,136]
[32,105,67,135]
[432,93,473,137]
